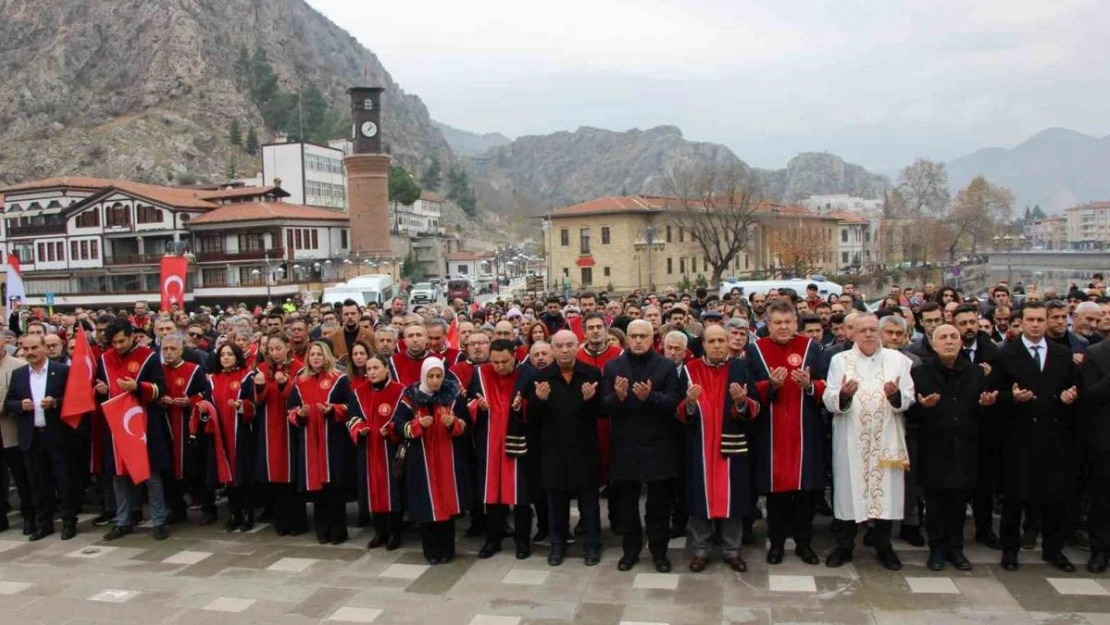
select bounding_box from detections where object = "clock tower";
[344,86,393,261]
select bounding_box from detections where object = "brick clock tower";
[344,87,392,259]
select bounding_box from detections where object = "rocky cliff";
[0,0,452,186]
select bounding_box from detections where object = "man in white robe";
[822,313,915,570]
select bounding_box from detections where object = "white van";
[718,278,843,301]
[322,274,396,307]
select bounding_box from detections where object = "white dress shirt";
[29,362,49,428]
[965,339,978,363]
[1021,336,1047,372]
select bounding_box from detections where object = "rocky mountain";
[471,125,886,213]
[946,128,1110,213]
[0,0,452,186]
[434,121,511,157]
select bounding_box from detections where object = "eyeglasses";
[188,332,204,338]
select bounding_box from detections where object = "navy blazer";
[3,361,71,451]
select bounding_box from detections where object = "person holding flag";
[95,318,171,541]
[158,332,215,525]
[5,253,25,333]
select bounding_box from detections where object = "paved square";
[769,574,818,593]
[328,606,384,622]
[380,563,429,579]
[267,557,317,572]
[469,616,521,625]
[203,597,256,613]
[0,581,32,595]
[1047,578,1110,596]
[633,573,680,589]
[163,550,212,565]
[88,588,140,603]
[66,545,118,559]
[906,576,961,594]
[502,568,549,585]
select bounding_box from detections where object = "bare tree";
[897,158,950,217]
[663,161,766,285]
[945,176,1014,262]
[768,218,832,277]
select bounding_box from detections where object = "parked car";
[410,282,437,304]
[446,278,473,303]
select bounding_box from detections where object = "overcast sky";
[307,0,1109,171]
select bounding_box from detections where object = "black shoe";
[878,548,902,571]
[1001,551,1019,571]
[103,525,133,541]
[477,543,502,559]
[766,545,785,565]
[317,535,329,545]
[795,545,820,565]
[239,516,255,533]
[617,556,637,571]
[153,525,169,541]
[224,514,241,532]
[947,549,972,571]
[92,512,113,527]
[367,533,388,549]
[1043,552,1076,573]
[61,520,77,541]
[1087,552,1109,574]
[1021,529,1037,550]
[653,557,672,573]
[862,528,876,548]
[516,545,531,560]
[548,548,566,566]
[132,510,143,525]
[974,530,1002,550]
[533,530,549,544]
[440,553,455,564]
[927,548,945,571]
[426,556,441,565]
[330,533,347,545]
[584,550,600,566]
[199,512,217,526]
[899,525,925,547]
[386,534,402,551]
[22,519,36,536]
[826,547,853,568]
[28,526,54,542]
[689,556,708,572]
[0,516,9,532]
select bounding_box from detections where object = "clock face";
[360,121,378,138]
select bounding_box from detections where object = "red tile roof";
[445,251,487,261]
[420,191,444,203]
[0,176,219,209]
[188,202,349,225]
[1068,201,1110,211]
[196,185,289,200]
[825,210,870,224]
[549,195,668,216]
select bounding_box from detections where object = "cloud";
[308,0,1110,170]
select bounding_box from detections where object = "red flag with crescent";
[60,326,96,428]
[446,316,459,351]
[160,255,188,312]
[102,392,151,483]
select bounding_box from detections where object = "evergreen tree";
[420,157,442,191]
[1032,204,1047,219]
[245,126,259,156]
[446,166,478,217]
[224,158,237,179]
[388,166,422,206]
[1024,206,1032,222]
[300,85,329,142]
[228,119,242,147]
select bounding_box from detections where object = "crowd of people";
[1,272,1109,576]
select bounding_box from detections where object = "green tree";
[228,119,242,147]
[245,125,259,156]
[388,166,422,206]
[1032,204,1047,219]
[300,85,329,142]
[446,166,477,217]
[234,46,251,88]
[1024,206,1032,222]
[401,250,423,280]
[420,157,442,191]
[224,157,237,179]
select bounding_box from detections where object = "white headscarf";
[419,356,445,395]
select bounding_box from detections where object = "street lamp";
[992,234,1028,286]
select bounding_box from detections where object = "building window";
[55,241,64,261]
[294,229,303,249]
[311,229,319,249]
[841,229,848,243]
[105,203,130,228]
[286,229,294,251]
[75,211,99,228]
[239,267,263,286]
[239,234,264,252]
[679,228,684,243]
[581,267,593,286]
[604,266,611,277]
[562,267,569,277]
[579,228,591,254]
[202,268,227,287]
[80,240,89,260]
[666,226,672,243]
[667,257,673,274]
[71,241,78,260]
[341,229,348,249]
[199,236,223,253]
[38,242,45,262]
[137,205,163,224]
[560,228,569,246]
[842,251,849,264]
[46,243,55,262]
[601,227,610,245]
[680,258,686,274]
[90,240,99,259]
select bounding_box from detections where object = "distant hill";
[434,121,511,156]
[946,128,1110,213]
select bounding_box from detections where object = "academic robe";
[390,350,431,387]
[193,369,255,487]
[577,344,623,483]
[252,360,297,484]
[431,347,463,367]
[287,371,357,492]
[450,360,476,395]
[677,357,760,519]
[244,343,259,370]
[468,364,529,506]
[348,378,405,513]
[747,335,828,493]
[161,359,211,480]
[96,345,171,475]
[822,347,915,521]
[392,381,471,523]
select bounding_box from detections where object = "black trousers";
[615,478,674,560]
[226,485,253,520]
[23,430,81,527]
[972,436,1002,535]
[533,490,549,534]
[925,488,970,550]
[1001,498,1065,555]
[312,486,348,541]
[836,519,893,551]
[162,471,188,516]
[421,518,456,561]
[271,483,308,534]
[372,511,402,538]
[767,490,817,549]
[549,487,601,551]
[487,503,532,547]
[1090,490,1110,554]
[0,445,33,519]
[671,474,688,531]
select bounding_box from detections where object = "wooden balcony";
[6,223,66,238]
[104,253,165,266]
[194,248,284,263]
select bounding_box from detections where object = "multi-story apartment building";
[261,142,348,210]
[1027,215,1068,250]
[390,191,444,235]
[1065,201,1110,249]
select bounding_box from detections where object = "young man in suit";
[2,334,75,540]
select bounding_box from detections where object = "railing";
[194,248,285,262]
[104,253,166,266]
[6,223,66,237]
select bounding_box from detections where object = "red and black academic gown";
[450,360,476,395]
[286,371,358,492]
[348,377,405,513]
[432,347,463,367]
[746,335,827,493]
[193,369,255,487]
[251,360,297,484]
[577,344,623,483]
[514,344,530,364]
[677,357,760,519]
[244,343,259,371]
[392,382,472,523]
[390,350,430,387]
[468,364,529,506]
[96,345,170,476]
[161,359,211,480]
[89,342,106,474]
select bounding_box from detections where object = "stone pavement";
[1,507,1109,625]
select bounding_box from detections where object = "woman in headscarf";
[251,332,306,536]
[392,357,471,564]
[287,341,359,544]
[348,350,406,550]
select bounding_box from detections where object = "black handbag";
[391,440,410,479]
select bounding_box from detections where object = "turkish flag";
[60,326,96,429]
[160,255,188,312]
[102,393,151,484]
[446,317,459,351]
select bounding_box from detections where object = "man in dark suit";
[988,301,1081,572]
[1081,338,1110,572]
[2,334,76,540]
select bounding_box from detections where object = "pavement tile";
[328,606,384,622]
[203,597,256,613]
